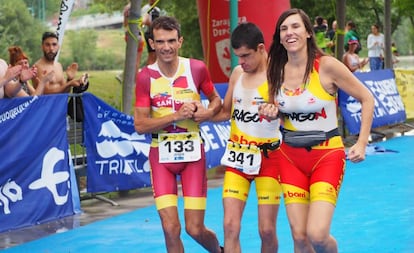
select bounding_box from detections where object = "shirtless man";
[33,32,85,94]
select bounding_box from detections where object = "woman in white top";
[367,24,384,70]
[343,39,368,72]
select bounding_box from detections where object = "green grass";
[73,29,143,111]
[87,69,124,109]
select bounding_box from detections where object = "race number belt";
[158,132,201,163]
[221,141,261,175]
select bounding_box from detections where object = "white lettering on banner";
[29,147,70,206]
[96,159,150,175]
[96,121,150,158]
[365,79,405,115]
[200,125,219,152]
[213,124,230,146]
[211,16,247,38]
[0,96,38,124]
[0,179,23,215]
[200,123,230,152]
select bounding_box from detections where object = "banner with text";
[0,94,80,233]
[82,92,230,193]
[394,69,414,119]
[338,69,406,135]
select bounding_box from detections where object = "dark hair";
[315,16,324,26]
[231,22,264,50]
[42,31,59,43]
[346,21,356,30]
[149,16,181,40]
[267,8,324,98]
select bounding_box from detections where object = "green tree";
[63,29,98,70]
[0,0,47,63]
[162,1,203,59]
[23,0,60,21]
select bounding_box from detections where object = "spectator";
[342,38,368,72]
[313,16,327,51]
[8,46,49,96]
[391,42,400,68]
[0,58,54,98]
[0,59,21,98]
[344,20,362,54]
[367,24,385,71]
[326,20,337,55]
[134,16,223,253]
[211,22,282,253]
[141,0,163,65]
[33,32,87,94]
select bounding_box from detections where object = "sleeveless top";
[135,57,215,146]
[276,59,343,149]
[230,74,281,147]
[346,53,361,72]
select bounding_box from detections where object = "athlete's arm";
[320,55,374,162]
[210,66,241,122]
[192,88,221,123]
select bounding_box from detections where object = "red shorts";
[149,145,207,210]
[276,143,346,205]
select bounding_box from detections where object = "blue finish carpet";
[3,136,413,253]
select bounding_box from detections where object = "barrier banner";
[83,93,152,193]
[393,69,414,119]
[0,94,80,233]
[82,89,230,193]
[338,69,406,135]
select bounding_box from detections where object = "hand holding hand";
[176,102,197,121]
[258,102,279,120]
[192,101,212,123]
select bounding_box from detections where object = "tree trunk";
[384,0,392,69]
[336,0,346,61]
[122,0,142,115]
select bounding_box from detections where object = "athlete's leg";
[306,149,345,253]
[158,206,184,253]
[307,201,337,253]
[255,150,282,253]
[149,147,183,252]
[184,209,222,253]
[222,170,250,253]
[256,177,280,253]
[277,145,315,253]
[180,148,222,253]
[285,203,315,253]
[258,203,279,253]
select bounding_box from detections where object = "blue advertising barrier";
[0,94,81,233]
[338,69,406,135]
[82,83,230,193]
